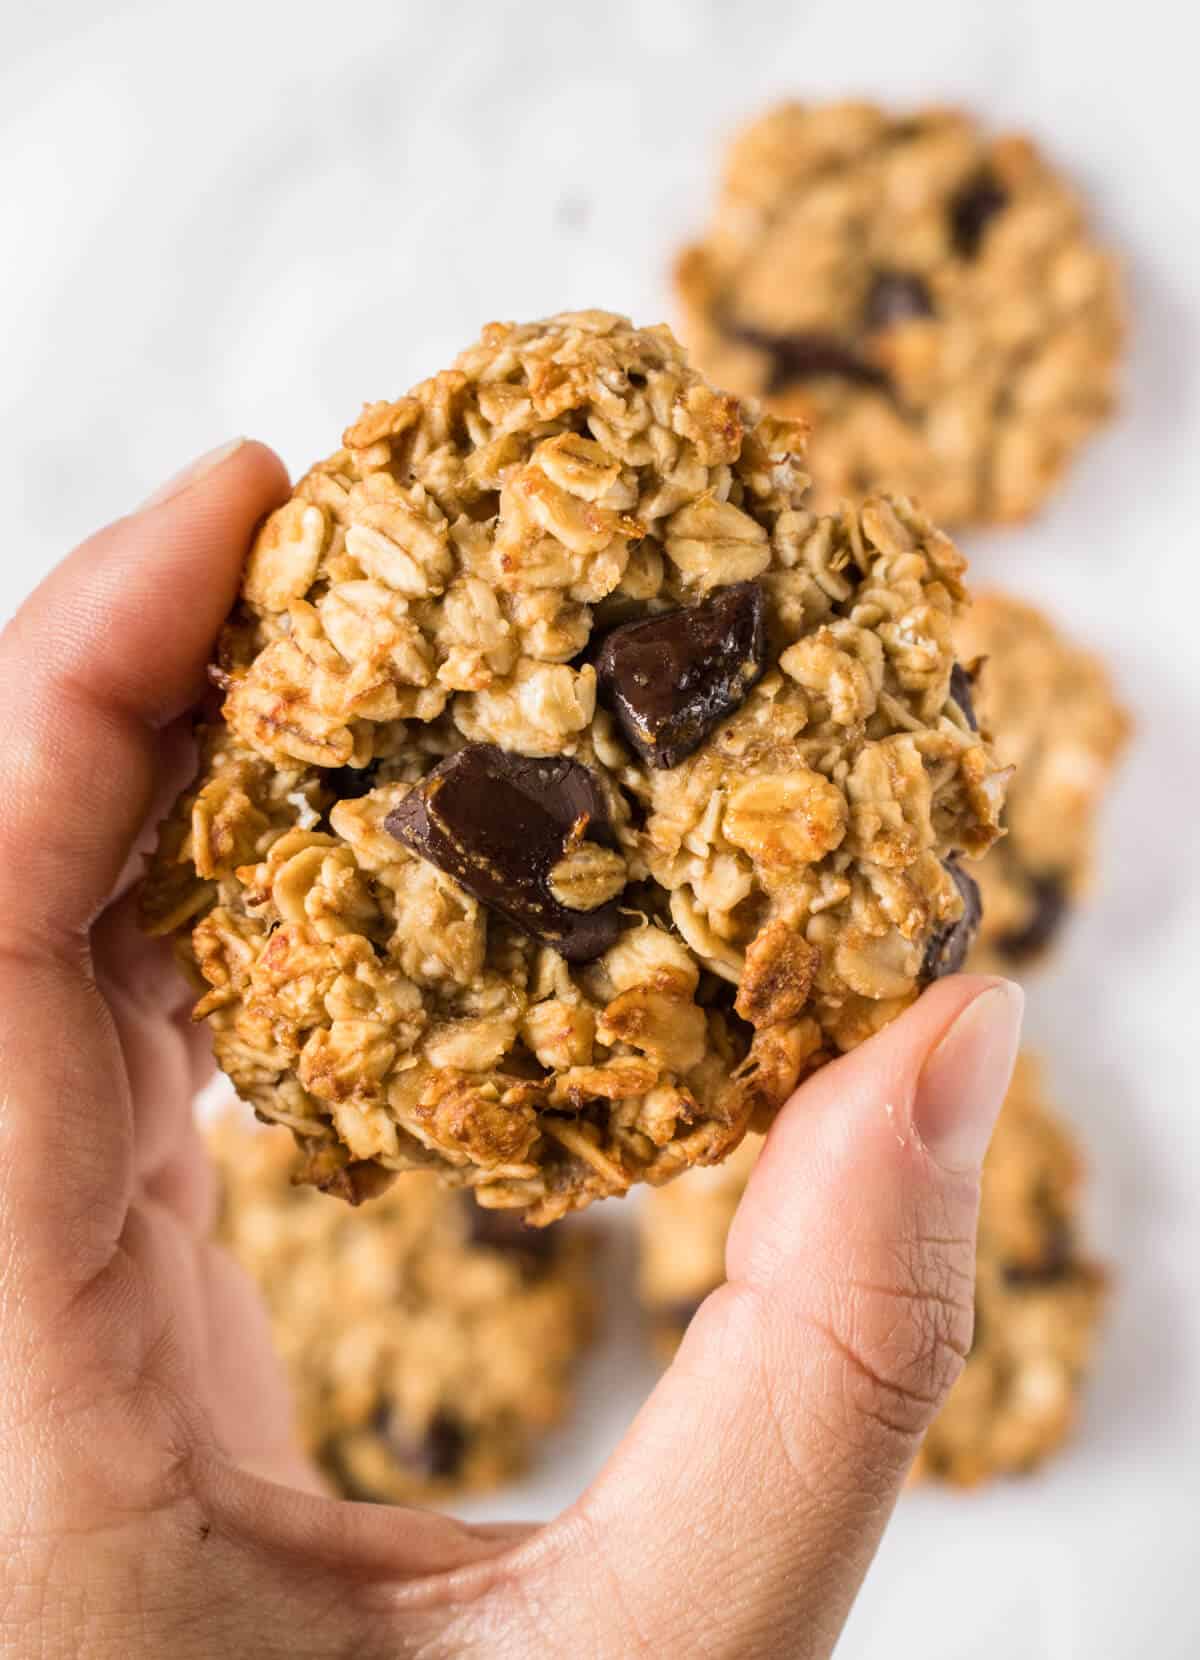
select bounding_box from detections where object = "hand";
[0,439,1022,1660]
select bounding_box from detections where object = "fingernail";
[139,437,247,511]
[912,982,1024,1173]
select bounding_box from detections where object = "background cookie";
[956,591,1130,969]
[914,1054,1108,1485]
[210,1113,596,1503]
[677,101,1123,525]
[637,1132,761,1365]
[639,1054,1107,1485]
[142,311,1005,1222]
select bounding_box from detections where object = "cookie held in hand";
[142,311,1005,1221]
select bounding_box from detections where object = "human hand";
[0,439,1022,1659]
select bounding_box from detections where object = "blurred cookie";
[636,1133,761,1364]
[914,1053,1108,1485]
[638,1054,1108,1484]
[210,1114,596,1503]
[677,101,1123,524]
[957,591,1130,968]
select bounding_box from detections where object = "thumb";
[527,975,1022,1660]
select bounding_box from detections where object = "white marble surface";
[4,3,1199,1655]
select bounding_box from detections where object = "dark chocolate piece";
[994,872,1070,964]
[730,321,889,395]
[384,745,622,963]
[595,583,767,769]
[920,859,983,981]
[383,1408,467,1481]
[1001,1219,1075,1287]
[329,1407,469,1502]
[949,167,1009,258]
[949,662,979,731]
[863,270,936,330]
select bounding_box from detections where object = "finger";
[0,439,287,943]
[524,975,1023,1660]
[0,441,289,1302]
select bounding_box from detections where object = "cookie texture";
[210,1114,595,1503]
[639,1055,1107,1484]
[142,311,1005,1222]
[676,102,1123,525]
[957,592,1130,968]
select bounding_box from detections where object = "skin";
[0,440,1023,1659]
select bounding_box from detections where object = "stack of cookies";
[147,98,1130,1502]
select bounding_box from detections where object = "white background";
[3,2,1198,1654]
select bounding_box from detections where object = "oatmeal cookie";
[639,1054,1108,1484]
[956,592,1130,968]
[676,102,1123,525]
[142,311,1005,1222]
[915,1053,1108,1484]
[210,1113,596,1503]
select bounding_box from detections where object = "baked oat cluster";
[676,102,1124,525]
[956,592,1130,968]
[142,311,1006,1222]
[638,1054,1107,1485]
[210,1114,595,1503]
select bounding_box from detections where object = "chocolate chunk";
[383,1408,467,1481]
[384,745,623,963]
[920,859,983,981]
[863,270,935,330]
[595,583,767,769]
[949,662,978,731]
[1002,1219,1074,1287]
[465,1200,558,1268]
[949,167,1009,257]
[994,872,1070,963]
[762,332,887,395]
[730,322,889,395]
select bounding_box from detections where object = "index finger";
[0,440,288,945]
